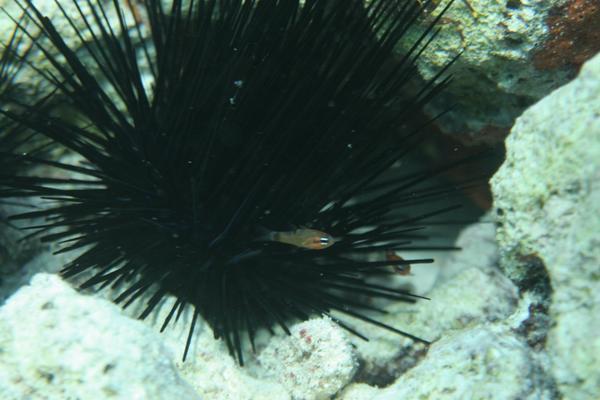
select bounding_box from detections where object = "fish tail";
[256,226,277,242]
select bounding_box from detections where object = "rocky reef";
[1,1,598,399]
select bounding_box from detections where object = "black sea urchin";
[0,21,29,172]
[1,0,466,365]
[0,16,53,177]
[1,19,37,224]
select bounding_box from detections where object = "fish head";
[302,231,335,250]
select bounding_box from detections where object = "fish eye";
[320,237,330,244]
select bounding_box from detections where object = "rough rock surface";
[340,47,600,400]
[137,296,290,400]
[532,0,600,71]
[343,217,512,382]
[349,265,518,384]
[491,52,600,399]
[0,273,199,400]
[400,0,596,142]
[343,326,556,400]
[0,263,290,400]
[258,318,358,400]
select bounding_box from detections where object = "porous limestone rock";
[491,52,600,399]
[140,296,290,400]
[342,326,556,400]
[348,265,518,383]
[258,317,358,400]
[0,273,200,400]
[399,0,581,142]
[0,256,290,400]
[338,383,380,400]
[328,214,516,385]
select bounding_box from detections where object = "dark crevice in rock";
[353,346,429,388]
[515,302,552,350]
[509,253,553,350]
[515,253,553,298]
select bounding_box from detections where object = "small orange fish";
[386,250,411,275]
[266,228,335,250]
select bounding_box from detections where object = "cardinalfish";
[385,250,411,275]
[263,228,335,250]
